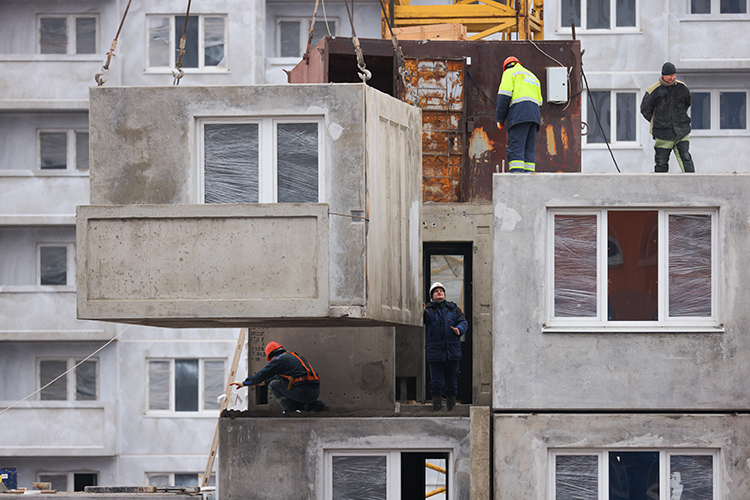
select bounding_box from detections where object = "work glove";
[497,122,504,131]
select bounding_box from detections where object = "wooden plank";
[201,328,247,488]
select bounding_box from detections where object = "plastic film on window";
[75,360,97,401]
[40,246,67,285]
[669,214,711,317]
[203,361,224,410]
[204,123,260,203]
[148,17,170,67]
[554,215,598,317]
[277,123,318,203]
[555,455,598,500]
[204,18,225,67]
[40,360,68,401]
[149,361,170,410]
[40,18,67,54]
[332,456,387,500]
[670,455,713,500]
[76,17,96,54]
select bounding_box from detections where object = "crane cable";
[95,0,134,86]
[342,0,371,82]
[302,0,323,62]
[378,0,417,105]
[173,0,194,85]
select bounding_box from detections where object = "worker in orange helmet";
[230,341,328,414]
[495,56,543,172]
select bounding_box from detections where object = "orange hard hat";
[503,56,520,71]
[265,341,284,361]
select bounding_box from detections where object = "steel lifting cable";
[95,0,134,86]
[343,0,371,82]
[173,0,194,85]
[302,0,323,62]
[379,0,417,104]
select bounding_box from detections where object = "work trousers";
[654,136,695,173]
[268,378,321,413]
[428,360,460,398]
[507,122,539,172]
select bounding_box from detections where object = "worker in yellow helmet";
[495,56,543,173]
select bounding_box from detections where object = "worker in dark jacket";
[424,282,468,411]
[640,62,695,173]
[230,341,328,414]
[495,56,543,172]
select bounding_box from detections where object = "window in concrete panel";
[669,214,712,317]
[721,0,747,12]
[38,475,67,492]
[39,358,97,401]
[587,0,610,29]
[148,473,215,487]
[608,451,659,499]
[201,118,322,203]
[175,359,199,412]
[548,209,717,329]
[615,92,636,141]
[554,214,598,318]
[561,0,581,28]
[76,131,89,171]
[148,15,226,69]
[585,90,638,147]
[720,92,746,129]
[277,123,319,203]
[691,92,711,129]
[40,18,67,54]
[75,17,96,54]
[555,455,598,500]
[39,245,67,285]
[39,359,67,400]
[670,455,713,499]
[175,16,199,68]
[560,0,635,30]
[73,473,97,492]
[75,360,97,401]
[332,456,388,500]
[39,132,67,169]
[615,0,636,26]
[204,123,260,203]
[148,17,171,67]
[691,0,711,12]
[277,19,337,58]
[148,359,225,413]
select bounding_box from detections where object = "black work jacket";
[640,79,692,141]
[424,300,468,363]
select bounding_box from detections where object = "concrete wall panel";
[493,173,750,411]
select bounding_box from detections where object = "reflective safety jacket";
[495,63,543,130]
[242,351,320,389]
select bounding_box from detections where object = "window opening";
[692,92,711,130]
[148,15,226,69]
[147,473,216,487]
[720,92,747,129]
[332,455,388,499]
[39,245,68,285]
[561,0,636,30]
[277,19,337,58]
[39,130,89,171]
[39,16,97,54]
[38,358,98,401]
[585,91,637,145]
[148,359,225,413]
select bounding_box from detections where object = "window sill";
[0,286,76,293]
[691,130,750,137]
[144,68,230,75]
[556,28,641,35]
[543,324,724,334]
[144,411,222,418]
[0,170,89,177]
[0,54,102,63]
[582,143,643,150]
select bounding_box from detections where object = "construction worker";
[495,56,543,172]
[424,282,468,411]
[230,341,328,414]
[640,62,695,173]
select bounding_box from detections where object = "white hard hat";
[429,282,445,298]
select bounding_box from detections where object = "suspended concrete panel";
[79,84,422,328]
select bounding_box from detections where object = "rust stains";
[469,126,495,159]
[546,124,557,156]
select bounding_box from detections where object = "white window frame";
[37,357,99,401]
[582,90,641,148]
[197,116,325,204]
[145,14,228,72]
[557,0,640,33]
[689,0,749,14]
[146,358,226,415]
[545,208,719,332]
[37,242,76,287]
[690,89,749,136]
[549,449,721,500]
[37,129,90,172]
[275,17,339,58]
[37,15,99,55]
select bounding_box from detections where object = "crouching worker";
[229,341,328,414]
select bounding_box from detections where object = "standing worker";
[495,56,543,173]
[230,341,328,414]
[640,62,695,173]
[424,282,468,411]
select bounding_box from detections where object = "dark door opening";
[424,242,473,405]
[402,452,449,499]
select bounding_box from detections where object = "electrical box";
[546,66,568,103]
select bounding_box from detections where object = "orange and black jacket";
[242,351,320,389]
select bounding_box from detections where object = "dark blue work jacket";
[424,300,468,363]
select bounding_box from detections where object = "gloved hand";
[497,122,504,131]
[229,382,244,389]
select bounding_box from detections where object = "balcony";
[77,83,423,328]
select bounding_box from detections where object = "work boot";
[432,396,442,412]
[307,400,330,412]
[447,395,456,411]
